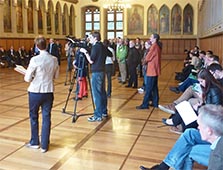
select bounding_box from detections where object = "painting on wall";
[38,9,43,34]
[27,0,34,33]
[55,3,60,35]
[159,5,169,34]
[147,4,158,34]
[127,5,143,35]
[16,0,23,33]
[47,2,53,34]
[183,4,193,34]
[171,4,182,34]
[3,0,12,32]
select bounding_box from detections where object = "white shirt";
[24,50,59,93]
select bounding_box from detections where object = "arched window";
[106,9,123,39]
[16,0,23,33]
[27,0,34,33]
[84,6,100,36]
[3,0,12,32]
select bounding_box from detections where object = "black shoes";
[139,165,161,170]
[169,86,180,94]
[136,105,149,110]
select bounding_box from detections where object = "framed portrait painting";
[159,5,169,34]
[147,4,158,34]
[127,5,143,35]
[183,4,193,34]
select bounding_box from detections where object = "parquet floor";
[0,60,205,170]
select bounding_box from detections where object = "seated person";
[159,63,223,115]
[162,69,223,133]
[140,104,223,170]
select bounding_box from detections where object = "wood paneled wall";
[161,39,197,59]
[200,34,223,62]
[0,38,197,60]
[0,38,67,58]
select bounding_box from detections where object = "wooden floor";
[0,60,205,170]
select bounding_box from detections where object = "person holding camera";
[80,32,111,122]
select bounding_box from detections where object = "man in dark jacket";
[126,40,140,88]
[47,38,60,65]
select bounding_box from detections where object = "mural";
[147,4,158,34]
[47,1,53,34]
[159,5,169,34]
[1,1,194,37]
[27,0,34,33]
[128,5,143,35]
[69,6,74,35]
[55,3,60,35]
[171,4,182,34]
[16,0,23,33]
[3,0,12,32]
[183,4,193,34]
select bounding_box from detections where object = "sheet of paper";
[14,65,27,75]
[175,101,198,125]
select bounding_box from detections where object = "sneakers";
[87,116,102,122]
[102,113,108,118]
[158,104,176,114]
[25,143,40,149]
[138,88,144,94]
[41,148,47,153]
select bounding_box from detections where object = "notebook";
[175,101,198,125]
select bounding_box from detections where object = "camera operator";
[80,31,112,122]
[73,48,88,100]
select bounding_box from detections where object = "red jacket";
[145,43,161,76]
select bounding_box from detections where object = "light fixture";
[103,0,131,11]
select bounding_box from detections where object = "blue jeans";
[164,128,211,170]
[178,77,198,92]
[142,76,159,107]
[91,72,107,118]
[28,92,54,150]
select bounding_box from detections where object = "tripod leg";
[62,70,76,113]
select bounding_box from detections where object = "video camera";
[66,35,89,49]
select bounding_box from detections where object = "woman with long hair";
[162,68,223,132]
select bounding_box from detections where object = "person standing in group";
[116,37,128,84]
[47,38,60,65]
[103,39,115,97]
[126,40,140,88]
[80,32,111,122]
[136,33,162,109]
[24,36,59,153]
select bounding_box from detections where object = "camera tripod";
[62,52,95,123]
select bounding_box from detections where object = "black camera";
[66,35,89,49]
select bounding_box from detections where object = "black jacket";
[205,86,223,105]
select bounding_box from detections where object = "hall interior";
[0,60,206,170]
